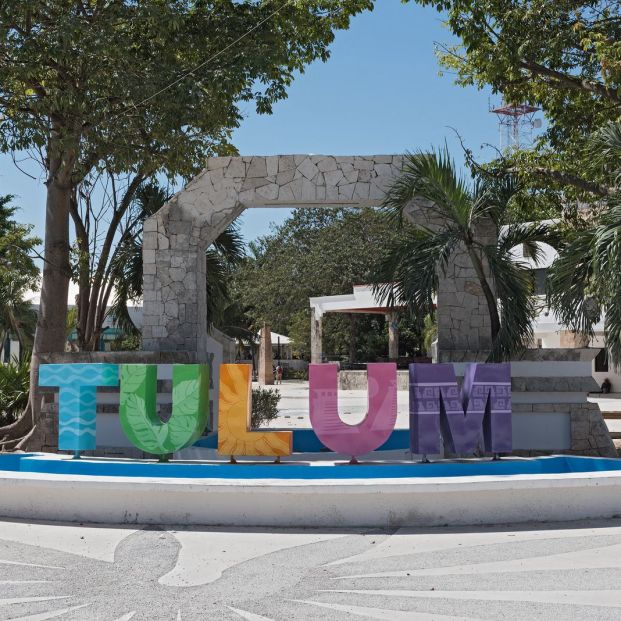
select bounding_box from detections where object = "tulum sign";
[39,362,512,461]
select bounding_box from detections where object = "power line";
[114,0,292,119]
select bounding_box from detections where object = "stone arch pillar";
[141,155,496,361]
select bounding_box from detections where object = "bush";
[282,367,308,381]
[251,387,280,428]
[110,333,141,351]
[0,358,30,426]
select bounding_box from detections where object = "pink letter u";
[309,363,397,459]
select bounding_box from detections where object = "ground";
[259,380,618,430]
[2,518,621,620]
[258,380,411,429]
[4,382,621,619]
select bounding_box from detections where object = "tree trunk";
[70,173,144,351]
[34,174,72,355]
[349,314,358,364]
[25,161,73,450]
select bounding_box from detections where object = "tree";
[233,207,413,361]
[108,182,245,340]
[0,0,371,443]
[548,120,621,366]
[0,195,39,354]
[376,147,555,360]
[415,0,621,199]
[70,175,165,350]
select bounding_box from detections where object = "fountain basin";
[1,454,621,527]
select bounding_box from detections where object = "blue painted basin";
[1,454,621,480]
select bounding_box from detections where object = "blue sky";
[0,0,537,245]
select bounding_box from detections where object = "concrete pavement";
[2,518,621,619]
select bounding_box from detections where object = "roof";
[256,331,291,345]
[309,284,405,318]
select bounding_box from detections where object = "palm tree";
[375,147,554,360]
[109,182,245,338]
[0,281,37,356]
[548,121,621,366]
[0,195,39,358]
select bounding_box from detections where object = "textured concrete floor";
[256,380,411,429]
[2,518,621,620]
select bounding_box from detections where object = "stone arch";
[141,155,493,360]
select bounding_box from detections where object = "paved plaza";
[260,380,411,429]
[2,518,621,620]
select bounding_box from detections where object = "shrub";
[0,358,30,426]
[251,387,280,428]
[110,333,141,351]
[283,367,308,381]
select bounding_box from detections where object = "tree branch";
[519,60,621,105]
[512,166,613,196]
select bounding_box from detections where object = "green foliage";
[233,207,414,360]
[413,0,621,201]
[422,314,437,356]
[282,368,309,381]
[0,0,372,361]
[0,195,39,349]
[110,333,141,352]
[548,120,621,367]
[0,1,372,179]
[0,358,30,426]
[109,181,245,335]
[376,147,556,360]
[251,387,281,429]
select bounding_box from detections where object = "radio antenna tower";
[490,100,541,150]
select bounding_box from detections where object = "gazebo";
[309,284,405,363]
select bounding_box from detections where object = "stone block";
[354,157,374,170]
[265,156,279,177]
[256,183,279,200]
[206,156,231,170]
[317,157,338,172]
[225,159,245,178]
[276,169,295,185]
[297,157,319,181]
[279,156,295,172]
[143,218,157,233]
[339,183,356,200]
[278,185,295,202]
[353,182,370,199]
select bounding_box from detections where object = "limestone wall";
[141,155,494,361]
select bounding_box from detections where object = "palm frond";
[592,201,621,366]
[373,226,460,318]
[485,247,539,361]
[471,174,521,226]
[383,147,473,231]
[210,221,245,266]
[108,236,143,336]
[589,120,621,184]
[497,221,561,266]
[547,228,599,337]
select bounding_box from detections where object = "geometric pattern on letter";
[409,362,512,455]
[39,363,119,452]
[217,364,292,457]
[119,364,209,455]
[309,363,397,458]
[462,362,512,453]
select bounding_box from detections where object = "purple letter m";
[409,363,512,455]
